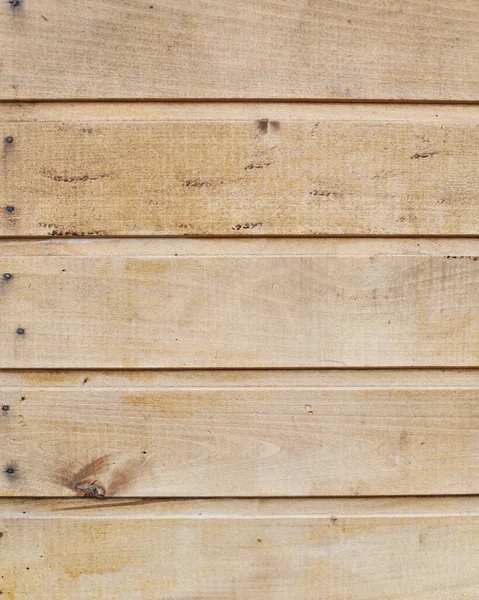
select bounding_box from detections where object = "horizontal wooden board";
[1,0,478,100]
[0,238,478,368]
[2,497,479,599]
[1,370,478,497]
[1,368,477,388]
[2,103,479,236]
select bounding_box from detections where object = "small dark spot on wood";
[399,429,408,449]
[44,172,110,183]
[330,516,338,523]
[256,119,269,135]
[231,222,263,231]
[184,178,213,188]
[41,14,48,21]
[257,538,262,543]
[10,0,21,6]
[5,466,16,476]
[76,480,106,498]
[20,397,25,401]
[48,229,104,237]
[245,162,271,170]
[410,151,437,159]
[310,189,334,197]
[82,377,89,385]
[305,404,314,415]
[445,255,478,260]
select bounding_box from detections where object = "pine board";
[1,498,479,599]
[1,103,479,236]
[0,238,477,368]
[1,0,478,100]
[0,370,478,496]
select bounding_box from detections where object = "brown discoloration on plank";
[0,0,478,100]
[1,104,478,236]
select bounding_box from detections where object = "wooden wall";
[0,1,478,598]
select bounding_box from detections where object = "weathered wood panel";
[2,103,479,236]
[0,239,477,368]
[1,0,478,100]
[1,367,477,388]
[1,370,478,496]
[1,497,479,599]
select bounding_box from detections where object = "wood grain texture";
[1,370,478,497]
[1,497,479,599]
[2,103,479,236]
[0,238,478,368]
[1,368,477,388]
[1,0,478,100]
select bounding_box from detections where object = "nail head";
[5,136,14,144]
[6,468,14,475]
[16,328,25,335]
[2,406,9,412]
[5,206,15,214]
[3,273,12,280]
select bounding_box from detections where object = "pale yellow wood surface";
[1,0,478,100]
[2,103,479,236]
[1,497,479,599]
[1,370,478,497]
[0,238,477,368]
[0,368,476,388]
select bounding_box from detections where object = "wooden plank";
[1,370,479,497]
[0,238,478,368]
[1,497,479,599]
[2,103,479,236]
[0,0,478,101]
[0,368,477,388]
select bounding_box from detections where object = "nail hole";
[16,328,25,335]
[3,273,12,280]
[5,206,15,214]
[0,532,3,538]
[5,468,15,475]
[5,136,14,144]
